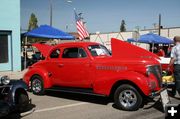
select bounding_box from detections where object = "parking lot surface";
[5,90,180,119]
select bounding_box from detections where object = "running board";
[46,86,106,97]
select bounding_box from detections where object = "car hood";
[32,43,53,57]
[111,38,160,61]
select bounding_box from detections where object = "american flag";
[74,10,89,40]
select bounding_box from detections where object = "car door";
[45,48,62,85]
[56,47,92,88]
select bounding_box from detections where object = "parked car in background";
[23,38,162,111]
[0,75,30,117]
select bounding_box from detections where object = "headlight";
[146,65,162,88]
[0,75,10,85]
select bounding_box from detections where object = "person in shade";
[156,46,165,57]
[168,36,180,96]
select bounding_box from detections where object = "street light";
[49,0,73,26]
[67,0,72,3]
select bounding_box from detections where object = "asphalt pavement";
[5,90,180,119]
[1,71,180,119]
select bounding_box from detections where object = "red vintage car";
[23,38,162,111]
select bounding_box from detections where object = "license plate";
[160,89,170,111]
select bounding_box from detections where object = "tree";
[27,13,39,43]
[28,13,38,31]
[120,20,126,32]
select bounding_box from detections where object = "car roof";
[55,41,100,48]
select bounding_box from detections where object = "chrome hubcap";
[32,79,42,93]
[119,90,137,108]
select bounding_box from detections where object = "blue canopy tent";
[127,33,173,44]
[24,25,75,39]
[23,25,75,68]
[127,33,173,53]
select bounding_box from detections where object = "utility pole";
[158,14,161,35]
[50,0,52,26]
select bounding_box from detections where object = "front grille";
[0,85,10,96]
[148,65,162,87]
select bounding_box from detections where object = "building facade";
[0,0,21,71]
[90,27,180,50]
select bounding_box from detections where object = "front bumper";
[0,101,10,117]
[149,88,166,97]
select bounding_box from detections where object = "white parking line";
[34,102,88,113]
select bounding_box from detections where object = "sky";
[21,0,180,33]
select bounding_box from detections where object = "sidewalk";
[0,69,28,79]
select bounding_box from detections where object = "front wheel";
[31,75,45,95]
[16,92,29,113]
[114,84,143,111]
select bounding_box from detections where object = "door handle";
[58,64,64,67]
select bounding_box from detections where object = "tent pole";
[24,36,27,69]
[152,43,154,53]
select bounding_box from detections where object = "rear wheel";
[31,75,45,95]
[114,84,143,111]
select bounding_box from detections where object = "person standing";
[168,36,180,96]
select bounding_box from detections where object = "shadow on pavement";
[45,90,166,112]
[151,99,164,113]
[4,103,36,119]
[45,90,112,105]
[172,96,180,100]
[142,97,164,113]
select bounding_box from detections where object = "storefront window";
[0,34,8,63]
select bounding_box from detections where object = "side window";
[78,48,87,58]
[50,49,60,58]
[62,47,87,58]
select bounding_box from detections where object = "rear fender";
[23,67,52,89]
[93,71,150,96]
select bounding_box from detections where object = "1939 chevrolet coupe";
[0,75,29,117]
[23,38,162,111]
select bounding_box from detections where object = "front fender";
[7,80,28,105]
[23,67,52,89]
[93,71,150,96]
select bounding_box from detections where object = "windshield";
[88,45,111,56]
